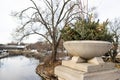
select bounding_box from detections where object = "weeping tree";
[12,0,84,62]
[109,18,120,62]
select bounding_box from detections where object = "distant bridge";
[0,45,26,51]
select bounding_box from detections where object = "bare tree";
[12,0,83,62]
[109,18,120,62]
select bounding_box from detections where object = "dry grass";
[36,55,62,80]
[8,50,23,56]
[8,50,44,59]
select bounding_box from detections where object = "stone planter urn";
[63,40,112,60]
[55,40,120,80]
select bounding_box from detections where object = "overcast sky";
[0,0,120,44]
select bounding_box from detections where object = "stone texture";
[88,57,105,65]
[55,57,120,80]
[62,61,115,73]
[71,56,86,63]
[62,59,115,72]
[55,66,120,80]
[58,77,65,80]
[63,41,112,59]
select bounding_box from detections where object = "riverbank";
[36,52,70,80]
[8,50,44,60]
[36,60,61,80]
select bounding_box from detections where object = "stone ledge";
[62,60,115,72]
[55,66,120,80]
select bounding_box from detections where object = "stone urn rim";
[64,40,111,44]
[63,40,112,59]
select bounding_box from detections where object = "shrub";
[61,16,113,42]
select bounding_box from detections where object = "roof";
[0,45,26,50]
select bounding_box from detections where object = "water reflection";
[0,56,42,80]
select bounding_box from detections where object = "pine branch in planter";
[61,17,113,42]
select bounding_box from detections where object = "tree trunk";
[51,45,57,63]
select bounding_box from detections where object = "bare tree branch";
[43,0,52,10]
[13,0,83,62]
[20,7,36,17]
[58,3,77,25]
[19,32,35,42]
[32,30,52,45]
[30,0,48,29]
[30,0,53,38]
[56,0,71,26]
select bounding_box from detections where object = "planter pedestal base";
[55,57,120,80]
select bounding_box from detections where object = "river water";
[0,56,42,80]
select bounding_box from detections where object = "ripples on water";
[0,56,42,80]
